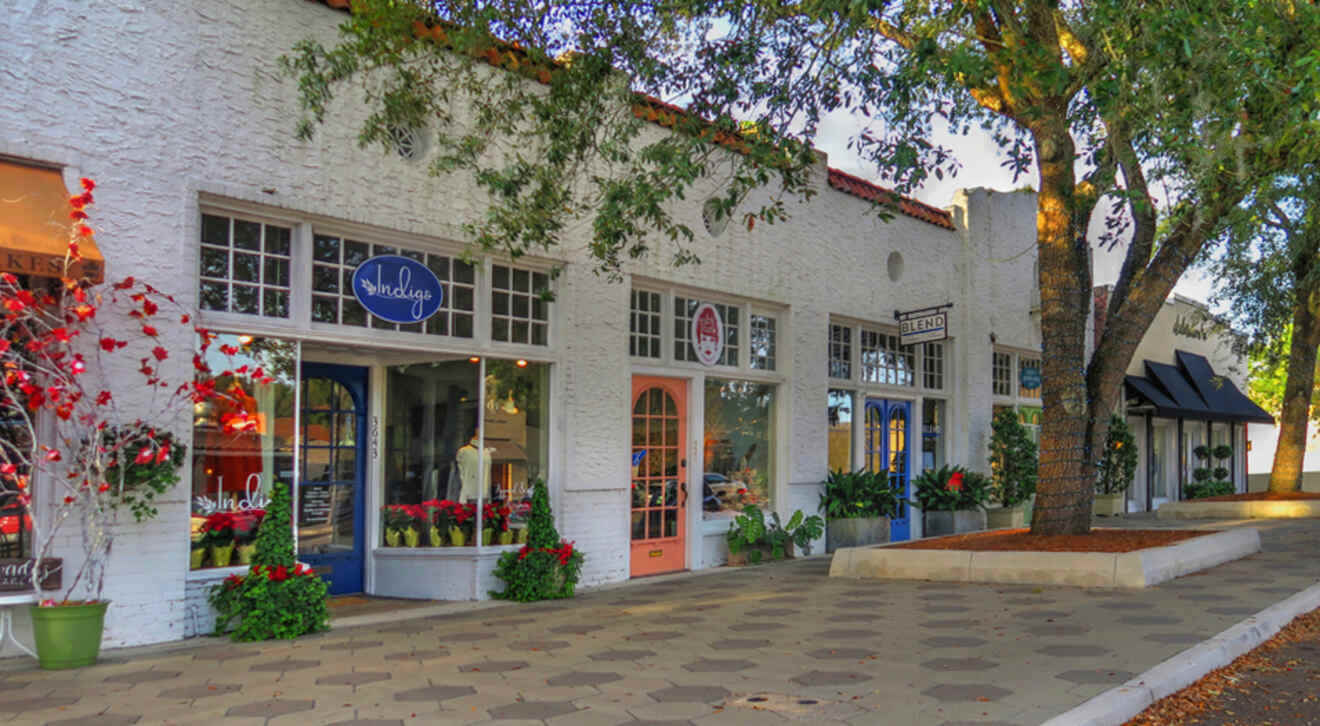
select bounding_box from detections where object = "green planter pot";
[30,601,109,670]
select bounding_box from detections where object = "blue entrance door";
[865,399,912,541]
[299,363,368,595]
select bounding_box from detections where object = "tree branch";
[1105,119,1157,317]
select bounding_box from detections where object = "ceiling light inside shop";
[469,356,480,363]
[237,335,254,345]
[516,359,528,368]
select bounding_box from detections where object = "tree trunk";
[1268,279,1320,493]
[1029,122,1095,536]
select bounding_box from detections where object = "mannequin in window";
[456,427,493,502]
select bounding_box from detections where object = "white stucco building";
[1,0,1051,653]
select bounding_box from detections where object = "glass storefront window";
[190,334,298,569]
[381,358,549,545]
[703,378,775,519]
[922,399,945,470]
[828,389,852,472]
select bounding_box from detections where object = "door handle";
[680,483,687,506]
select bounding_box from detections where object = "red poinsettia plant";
[0,180,252,604]
[380,503,427,530]
[231,509,265,545]
[482,502,512,532]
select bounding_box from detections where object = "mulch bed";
[1126,606,1320,725]
[892,528,1212,553]
[1197,492,1320,502]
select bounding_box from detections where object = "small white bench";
[0,592,37,657]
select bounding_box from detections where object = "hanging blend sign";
[352,255,445,324]
[899,310,947,346]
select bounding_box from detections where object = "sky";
[811,109,1221,307]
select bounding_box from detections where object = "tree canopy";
[288,0,1320,533]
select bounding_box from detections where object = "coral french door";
[630,376,688,577]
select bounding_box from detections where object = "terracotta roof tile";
[305,0,955,231]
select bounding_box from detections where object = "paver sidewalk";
[2,517,1318,726]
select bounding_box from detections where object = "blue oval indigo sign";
[351,255,445,324]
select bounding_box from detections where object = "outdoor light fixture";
[516,359,528,368]
[469,356,480,363]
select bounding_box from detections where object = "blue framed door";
[865,399,912,541]
[298,363,368,595]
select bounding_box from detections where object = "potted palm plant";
[818,469,897,552]
[987,409,1037,528]
[911,465,991,537]
[1095,415,1137,515]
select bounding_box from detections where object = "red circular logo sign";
[691,303,724,366]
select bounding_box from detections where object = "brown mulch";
[1125,606,1320,725]
[1197,492,1320,502]
[892,528,1212,553]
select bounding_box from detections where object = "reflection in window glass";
[749,315,776,370]
[828,389,853,472]
[828,324,851,379]
[675,297,739,365]
[384,361,480,516]
[922,399,946,471]
[1019,357,1041,399]
[703,379,775,519]
[483,360,550,505]
[190,335,298,569]
[992,351,1013,396]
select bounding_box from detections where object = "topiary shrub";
[490,479,585,602]
[988,409,1037,507]
[1096,415,1138,495]
[209,484,329,641]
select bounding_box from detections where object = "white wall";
[1,0,1041,647]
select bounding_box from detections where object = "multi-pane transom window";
[749,315,776,371]
[1019,357,1042,399]
[829,324,852,379]
[674,297,739,365]
[311,234,475,337]
[630,289,662,359]
[491,264,550,345]
[199,214,292,318]
[923,342,945,390]
[992,351,1013,396]
[860,330,914,387]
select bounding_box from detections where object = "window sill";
[372,544,522,558]
[186,566,247,582]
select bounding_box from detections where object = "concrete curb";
[1040,580,1320,726]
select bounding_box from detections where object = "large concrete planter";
[986,503,1027,530]
[1095,492,1126,517]
[923,509,987,538]
[825,517,890,553]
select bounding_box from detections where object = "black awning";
[1124,350,1273,424]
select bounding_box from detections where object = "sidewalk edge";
[1039,581,1320,726]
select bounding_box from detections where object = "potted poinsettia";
[911,465,991,537]
[0,179,242,668]
[231,509,264,564]
[201,512,237,567]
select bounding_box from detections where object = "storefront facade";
[1,0,1042,651]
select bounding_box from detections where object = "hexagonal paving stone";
[1036,645,1112,658]
[922,684,1013,702]
[1117,615,1182,626]
[383,649,449,661]
[225,699,316,718]
[321,639,384,651]
[648,685,731,703]
[925,605,970,614]
[937,721,1019,726]
[1176,593,1223,601]
[1025,624,1088,637]
[807,648,875,660]
[627,720,695,726]
[392,685,476,702]
[589,649,656,661]
[1003,597,1055,606]
[651,616,704,625]
[104,670,180,685]
[459,660,530,673]
[744,608,799,617]
[549,623,606,635]
[825,613,874,623]
[249,659,321,672]
[158,683,242,699]
[484,617,536,627]
[1255,586,1300,594]
[921,619,980,630]
[0,695,79,713]
[1055,669,1136,685]
[1145,633,1209,645]
[437,631,498,643]
[681,658,754,672]
[546,671,624,687]
[627,631,683,641]
[1012,610,1072,619]
[193,647,260,662]
[1096,601,1145,610]
[44,715,140,726]
[1206,606,1258,616]
[919,592,966,601]
[831,600,887,610]
[917,583,963,591]
[316,672,391,687]
[507,640,572,651]
[921,636,988,648]
[710,639,771,650]
[609,598,654,607]
[488,702,580,723]
[790,671,872,687]
[815,629,876,640]
[326,720,404,726]
[728,622,780,632]
[920,657,998,672]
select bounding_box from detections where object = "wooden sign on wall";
[0,558,62,592]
